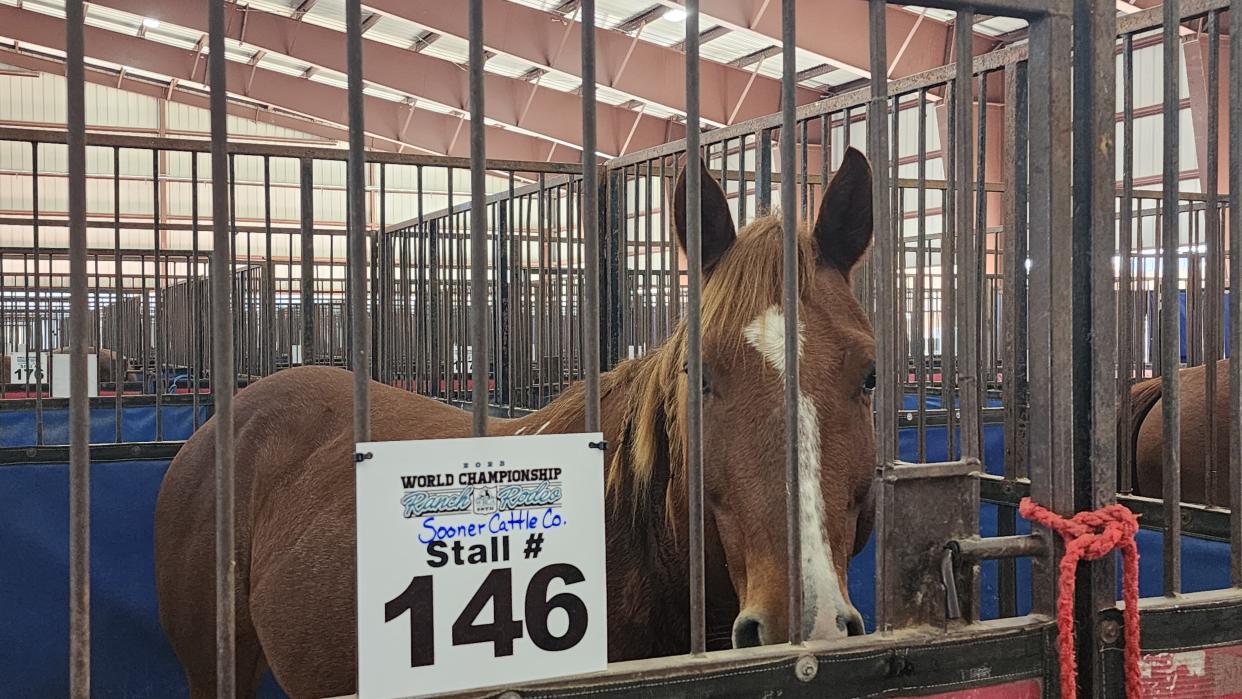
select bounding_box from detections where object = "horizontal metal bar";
[947,535,1047,561]
[0,441,186,465]
[0,126,583,174]
[883,0,1064,20]
[445,615,1054,697]
[885,458,982,480]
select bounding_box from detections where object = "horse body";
[156,149,879,698]
[1128,358,1233,505]
[156,363,731,697]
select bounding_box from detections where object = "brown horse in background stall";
[1122,358,1236,505]
[154,149,880,698]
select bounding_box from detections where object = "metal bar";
[955,11,979,463]
[1072,0,1119,685]
[115,147,126,437]
[1161,0,1183,596]
[1232,0,1242,589]
[468,0,488,434]
[300,158,314,366]
[1203,11,1220,508]
[153,149,163,438]
[1025,11,1070,619]
[1118,33,1135,494]
[581,0,601,430]
[685,0,706,657]
[207,0,237,693]
[346,0,371,443]
[757,129,772,213]
[781,0,802,647]
[264,157,275,379]
[916,90,928,463]
[947,534,1047,561]
[65,0,90,693]
[0,126,582,175]
[869,0,896,631]
[33,146,43,438]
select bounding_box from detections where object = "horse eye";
[862,366,876,394]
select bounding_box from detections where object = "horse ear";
[813,147,873,274]
[673,156,736,273]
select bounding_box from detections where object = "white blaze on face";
[743,305,855,640]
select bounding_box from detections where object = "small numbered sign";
[356,432,608,699]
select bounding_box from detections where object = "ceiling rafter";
[614,5,665,34]
[649,0,995,81]
[91,0,678,154]
[0,45,391,150]
[670,25,730,51]
[0,3,563,161]
[291,0,318,22]
[364,0,819,126]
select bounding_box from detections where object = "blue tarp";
[0,404,205,448]
[1178,290,1231,361]
[0,403,1232,697]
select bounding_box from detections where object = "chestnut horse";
[1122,358,1235,504]
[154,148,879,698]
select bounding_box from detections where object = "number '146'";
[384,564,589,667]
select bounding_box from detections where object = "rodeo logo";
[400,480,563,519]
[472,486,497,514]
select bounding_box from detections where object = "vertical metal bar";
[916,89,928,462]
[264,157,275,378]
[1230,0,1242,587]
[942,75,958,460]
[153,149,164,439]
[207,0,236,693]
[300,159,315,366]
[65,1,90,694]
[1119,33,1135,494]
[115,147,126,438]
[1161,0,1182,596]
[1026,11,1071,618]
[685,0,706,657]
[868,0,895,631]
[346,0,370,443]
[781,0,802,647]
[1203,11,1220,508]
[1072,0,1119,683]
[468,0,488,434]
[32,146,43,439]
[581,0,601,430]
[997,63,1021,620]
[955,12,979,462]
[758,129,773,213]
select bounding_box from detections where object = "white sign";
[7,352,50,385]
[355,432,608,699]
[51,353,99,398]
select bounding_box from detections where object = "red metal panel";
[1141,645,1242,697]
[896,678,1042,699]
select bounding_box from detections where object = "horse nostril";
[838,609,866,637]
[732,614,764,648]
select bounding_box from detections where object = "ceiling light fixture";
[662,7,687,22]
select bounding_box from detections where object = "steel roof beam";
[96,0,672,155]
[366,0,818,125]
[670,0,996,80]
[0,4,561,161]
[0,47,401,151]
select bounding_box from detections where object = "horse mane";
[585,213,819,534]
[1118,374,1164,491]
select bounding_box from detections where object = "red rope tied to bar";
[1018,497,1142,699]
